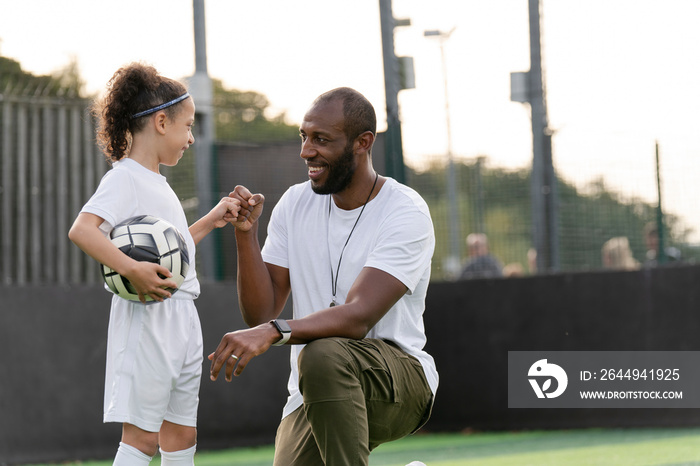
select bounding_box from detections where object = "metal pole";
[193,0,208,74]
[190,0,216,279]
[655,140,665,264]
[379,0,406,183]
[425,28,461,277]
[440,33,461,275]
[528,0,558,273]
[474,156,485,234]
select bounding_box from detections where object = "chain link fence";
[410,152,699,281]
[2,88,698,285]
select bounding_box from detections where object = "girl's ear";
[154,111,168,135]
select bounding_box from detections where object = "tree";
[0,55,85,97]
[212,78,299,143]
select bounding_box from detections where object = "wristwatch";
[270,319,292,346]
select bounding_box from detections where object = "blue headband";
[131,92,190,119]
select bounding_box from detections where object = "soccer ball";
[102,215,190,302]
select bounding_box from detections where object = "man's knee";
[300,337,350,370]
[298,338,354,397]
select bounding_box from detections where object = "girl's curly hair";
[92,62,188,163]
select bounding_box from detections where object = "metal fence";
[409,152,700,281]
[0,92,106,285]
[2,91,698,285]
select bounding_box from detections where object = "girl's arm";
[68,212,177,302]
[189,197,241,245]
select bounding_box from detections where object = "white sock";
[113,441,152,465]
[160,444,197,466]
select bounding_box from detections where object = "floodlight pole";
[425,28,461,278]
[526,0,558,273]
[190,0,216,279]
[379,0,407,184]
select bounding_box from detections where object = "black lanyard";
[328,172,379,307]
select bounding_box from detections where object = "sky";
[1,0,699,241]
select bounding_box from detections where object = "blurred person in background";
[459,233,504,279]
[601,236,640,271]
[527,248,538,275]
[502,262,525,277]
[643,222,681,267]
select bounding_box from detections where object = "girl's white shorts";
[103,294,203,432]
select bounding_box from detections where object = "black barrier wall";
[2,265,700,463]
[0,283,292,465]
[424,264,700,432]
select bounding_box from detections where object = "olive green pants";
[273,338,433,466]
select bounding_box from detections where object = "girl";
[69,62,240,465]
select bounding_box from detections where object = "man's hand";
[208,322,282,381]
[228,185,264,232]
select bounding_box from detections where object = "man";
[209,87,438,466]
[459,233,503,279]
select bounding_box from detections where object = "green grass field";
[29,427,700,465]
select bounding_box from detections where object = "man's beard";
[311,144,356,195]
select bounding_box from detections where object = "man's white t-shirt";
[261,178,438,419]
[80,158,199,298]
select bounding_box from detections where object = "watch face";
[276,319,291,333]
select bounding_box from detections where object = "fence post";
[654,141,665,265]
[69,104,82,283]
[42,103,57,283]
[30,105,42,283]
[56,105,68,284]
[2,98,13,284]
[17,103,28,284]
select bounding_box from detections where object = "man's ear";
[154,111,168,135]
[354,131,375,155]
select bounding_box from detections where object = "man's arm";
[210,187,426,381]
[235,225,291,326]
[209,265,407,381]
[228,185,291,326]
[285,266,407,342]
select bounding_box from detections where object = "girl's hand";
[189,196,243,245]
[70,212,177,303]
[210,196,242,229]
[123,260,178,303]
